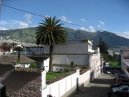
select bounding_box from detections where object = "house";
[121,49,129,77]
[2,70,41,97]
[20,45,49,71]
[0,48,41,97]
[43,40,101,74]
[21,45,44,56]
[0,55,36,68]
[44,40,94,65]
[41,40,101,97]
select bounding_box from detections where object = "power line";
[2,4,44,18]
[1,3,98,30]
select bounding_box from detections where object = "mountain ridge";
[0,27,129,48]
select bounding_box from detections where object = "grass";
[46,71,73,82]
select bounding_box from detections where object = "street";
[69,74,115,97]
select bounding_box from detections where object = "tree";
[0,42,11,53]
[98,37,108,54]
[14,45,23,62]
[10,42,17,54]
[36,16,67,71]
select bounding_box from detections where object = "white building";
[44,40,101,73]
[121,50,129,77]
[44,40,94,65]
[42,40,101,97]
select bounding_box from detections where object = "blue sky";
[0,0,129,38]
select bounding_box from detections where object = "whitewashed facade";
[121,50,129,77]
[41,41,101,97]
[44,41,94,66]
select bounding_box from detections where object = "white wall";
[42,71,79,97]
[44,42,89,54]
[42,69,100,97]
[52,55,89,65]
[43,58,49,72]
[89,50,101,78]
[121,50,129,77]
[15,63,30,68]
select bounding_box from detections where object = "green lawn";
[46,71,73,81]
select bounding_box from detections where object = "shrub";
[29,63,38,68]
[71,61,74,67]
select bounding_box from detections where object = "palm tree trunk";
[18,51,20,63]
[49,45,53,72]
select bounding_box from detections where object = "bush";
[71,61,74,67]
[29,63,38,68]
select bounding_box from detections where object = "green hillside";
[0,27,129,48]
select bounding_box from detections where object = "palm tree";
[36,16,67,71]
[14,45,23,63]
[10,42,17,54]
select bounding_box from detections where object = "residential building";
[121,49,129,77]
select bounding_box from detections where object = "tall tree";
[36,16,67,71]
[14,45,23,63]
[10,42,17,54]
[98,37,108,54]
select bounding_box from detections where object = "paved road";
[70,74,115,97]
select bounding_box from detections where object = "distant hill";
[0,27,129,48]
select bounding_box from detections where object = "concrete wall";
[52,55,89,65]
[89,51,101,78]
[43,58,49,72]
[42,70,79,97]
[44,42,90,54]
[121,50,129,77]
[42,69,101,97]
[15,63,30,68]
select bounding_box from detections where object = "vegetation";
[98,37,108,54]
[14,45,24,62]
[36,16,67,71]
[29,63,38,68]
[10,42,17,53]
[1,27,129,48]
[102,54,121,67]
[46,72,67,81]
[46,71,75,84]
[0,42,11,52]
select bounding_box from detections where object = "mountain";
[0,27,129,48]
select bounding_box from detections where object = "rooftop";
[2,70,41,97]
[0,55,35,64]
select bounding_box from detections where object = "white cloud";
[80,27,88,31]
[81,18,86,22]
[0,20,29,30]
[45,15,50,18]
[24,13,32,23]
[97,20,106,31]
[0,27,7,30]
[60,16,72,23]
[19,22,29,28]
[116,32,129,39]
[9,20,29,28]
[99,20,104,26]
[97,25,101,28]
[80,26,96,32]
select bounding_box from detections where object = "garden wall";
[42,69,92,97]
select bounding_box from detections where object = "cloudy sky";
[0,0,129,38]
